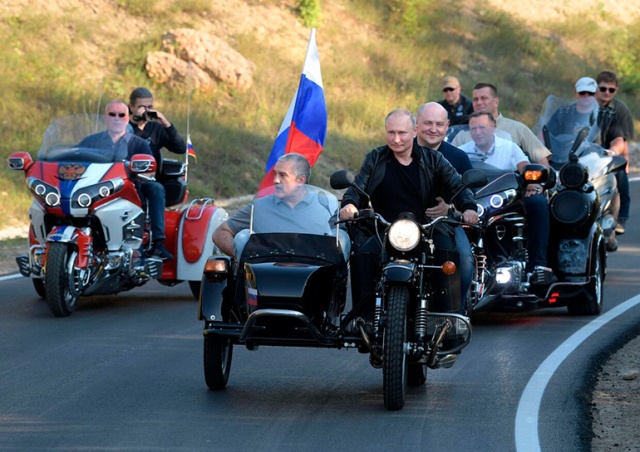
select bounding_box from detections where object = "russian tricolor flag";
[187,134,197,163]
[258,28,327,190]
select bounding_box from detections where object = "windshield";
[239,184,347,263]
[532,95,601,164]
[38,114,136,163]
[447,124,520,177]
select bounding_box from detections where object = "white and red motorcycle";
[7,114,227,317]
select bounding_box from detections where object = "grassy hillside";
[1,0,639,229]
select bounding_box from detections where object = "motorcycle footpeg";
[145,257,164,278]
[529,266,558,286]
[15,255,31,277]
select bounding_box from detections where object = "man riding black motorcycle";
[339,108,479,321]
[459,111,556,285]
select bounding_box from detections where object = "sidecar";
[197,185,356,390]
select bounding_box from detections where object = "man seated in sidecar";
[212,152,350,261]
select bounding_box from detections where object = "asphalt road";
[1,181,639,451]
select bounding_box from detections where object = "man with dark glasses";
[79,101,173,260]
[595,71,634,234]
[438,75,474,126]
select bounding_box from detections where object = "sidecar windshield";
[237,184,348,263]
[38,114,137,163]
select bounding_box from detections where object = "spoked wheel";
[45,243,81,317]
[383,285,409,410]
[568,248,604,316]
[189,280,201,300]
[204,334,233,390]
[407,363,427,386]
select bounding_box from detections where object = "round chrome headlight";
[388,219,421,251]
[77,193,92,207]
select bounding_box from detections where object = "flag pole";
[185,60,194,182]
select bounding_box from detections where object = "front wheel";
[204,335,233,390]
[383,285,409,410]
[45,242,80,317]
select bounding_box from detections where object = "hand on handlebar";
[339,203,358,220]
[525,183,542,197]
[462,209,479,225]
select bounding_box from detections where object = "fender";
[382,261,416,283]
[198,256,235,322]
[46,225,93,268]
[175,199,229,281]
[554,221,601,277]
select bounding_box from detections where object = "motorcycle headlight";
[28,178,60,207]
[72,178,124,209]
[559,162,588,189]
[388,219,421,252]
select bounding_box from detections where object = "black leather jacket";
[341,142,477,215]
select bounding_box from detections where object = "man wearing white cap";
[438,75,474,126]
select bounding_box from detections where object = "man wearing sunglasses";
[437,75,474,126]
[595,71,634,234]
[80,101,151,160]
[79,100,173,260]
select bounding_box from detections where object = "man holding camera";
[128,87,187,167]
[127,87,186,260]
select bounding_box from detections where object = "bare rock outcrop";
[145,28,255,92]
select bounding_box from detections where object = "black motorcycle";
[450,120,610,316]
[198,173,480,411]
[534,94,626,252]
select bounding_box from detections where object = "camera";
[141,110,158,122]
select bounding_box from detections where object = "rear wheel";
[189,280,201,300]
[32,278,46,299]
[568,249,604,316]
[204,334,233,390]
[383,285,409,410]
[45,243,80,317]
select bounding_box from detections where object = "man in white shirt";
[461,111,555,285]
[460,111,531,174]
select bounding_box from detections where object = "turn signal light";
[524,170,544,181]
[441,261,457,275]
[204,258,228,273]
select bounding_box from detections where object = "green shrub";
[298,0,321,28]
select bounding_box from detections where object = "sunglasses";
[578,91,594,97]
[107,112,127,118]
[599,86,617,94]
[443,87,457,93]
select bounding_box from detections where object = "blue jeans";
[524,194,550,270]
[139,181,166,241]
[455,226,473,307]
[616,168,630,220]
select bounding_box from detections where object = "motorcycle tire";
[189,280,201,300]
[383,285,409,411]
[32,278,46,299]
[45,242,79,317]
[567,248,604,316]
[203,335,233,390]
